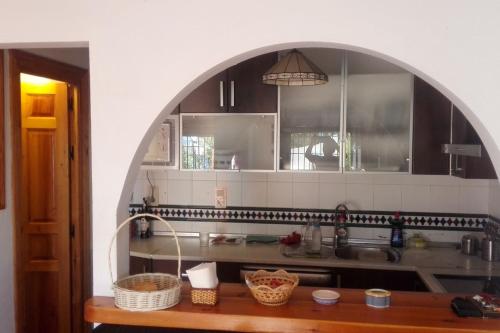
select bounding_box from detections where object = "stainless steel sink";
[334,245,401,263]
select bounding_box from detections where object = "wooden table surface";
[85,283,500,333]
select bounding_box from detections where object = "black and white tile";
[129,204,490,231]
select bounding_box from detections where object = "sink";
[334,245,401,263]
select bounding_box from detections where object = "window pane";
[345,52,412,172]
[279,48,342,171]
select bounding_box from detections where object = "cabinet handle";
[230,80,235,107]
[219,81,224,107]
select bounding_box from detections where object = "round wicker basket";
[108,213,182,311]
[245,269,299,306]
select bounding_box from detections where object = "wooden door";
[180,71,228,113]
[227,52,277,113]
[19,75,71,333]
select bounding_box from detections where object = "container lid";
[365,289,391,297]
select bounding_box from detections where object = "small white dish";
[312,289,340,305]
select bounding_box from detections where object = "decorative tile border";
[129,204,491,231]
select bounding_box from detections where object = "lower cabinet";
[332,268,428,292]
[131,256,429,292]
[129,256,152,275]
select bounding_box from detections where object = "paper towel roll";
[186,262,218,289]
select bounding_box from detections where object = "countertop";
[85,283,500,333]
[130,236,500,293]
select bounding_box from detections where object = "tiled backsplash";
[132,170,490,214]
[130,170,494,243]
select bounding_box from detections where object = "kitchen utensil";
[246,235,279,244]
[365,289,391,308]
[481,238,497,261]
[461,235,478,255]
[312,290,340,305]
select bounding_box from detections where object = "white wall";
[1,1,500,319]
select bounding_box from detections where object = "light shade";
[262,49,328,86]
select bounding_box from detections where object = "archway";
[116,42,499,273]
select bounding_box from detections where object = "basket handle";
[108,213,182,286]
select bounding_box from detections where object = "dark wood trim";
[9,50,92,333]
[0,51,4,209]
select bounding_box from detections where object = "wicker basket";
[245,269,299,306]
[191,285,219,305]
[108,213,182,311]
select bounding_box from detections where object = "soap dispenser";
[390,212,404,248]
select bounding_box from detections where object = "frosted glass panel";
[181,114,275,170]
[345,72,412,172]
[279,48,342,171]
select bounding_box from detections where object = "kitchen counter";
[130,236,500,293]
[85,283,500,333]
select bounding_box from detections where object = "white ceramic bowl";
[312,289,340,305]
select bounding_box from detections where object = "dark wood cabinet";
[412,76,452,175]
[146,257,428,292]
[129,256,152,275]
[152,259,241,283]
[451,106,497,179]
[180,52,277,113]
[412,76,496,179]
[332,268,428,292]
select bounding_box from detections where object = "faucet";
[334,203,350,248]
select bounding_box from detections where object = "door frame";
[9,50,92,333]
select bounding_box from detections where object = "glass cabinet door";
[345,52,412,172]
[181,114,276,171]
[279,49,343,171]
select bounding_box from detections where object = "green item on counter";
[246,235,279,244]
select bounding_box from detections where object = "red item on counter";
[280,231,301,245]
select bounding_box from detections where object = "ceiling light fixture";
[262,49,328,86]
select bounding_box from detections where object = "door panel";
[19,77,70,333]
[180,72,227,113]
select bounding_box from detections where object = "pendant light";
[262,49,328,86]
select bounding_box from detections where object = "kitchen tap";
[334,203,350,248]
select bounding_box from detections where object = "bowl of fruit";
[245,269,299,306]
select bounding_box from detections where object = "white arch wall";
[1,0,500,314]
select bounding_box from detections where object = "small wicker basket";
[108,213,182,311]
[191,285,219,305]
[245,269,299,306]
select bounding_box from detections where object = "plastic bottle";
[311,222,322,253]
[390,212,404,248]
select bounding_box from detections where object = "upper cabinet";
[180,52,278,114]
[412,77,496,179]
[279,50,412,173]
[412,77,452,175]
[451,106,497,179]
[279,49,342,171]
[180,114,276,171]
[345,53,412,173]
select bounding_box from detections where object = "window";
[182,135,214,169]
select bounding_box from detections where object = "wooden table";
[85,283,500,333]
